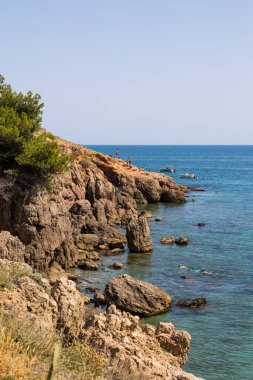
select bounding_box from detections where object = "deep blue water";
[81,145,253,380]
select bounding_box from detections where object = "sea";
[79,145,253,380]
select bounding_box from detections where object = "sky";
[1,0,253,145]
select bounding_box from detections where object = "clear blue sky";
[1,0,253,144]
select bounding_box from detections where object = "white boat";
[180,173,197,179]
[160,167,176,173]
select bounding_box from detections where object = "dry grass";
[0,262,43,291]
[0,313,105,380]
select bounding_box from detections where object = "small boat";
[160,167,176,173]
[180,173,197,179]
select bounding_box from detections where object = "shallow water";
[80,145,253,380]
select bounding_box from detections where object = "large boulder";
[126,214,152,252]
[104,274,172,316]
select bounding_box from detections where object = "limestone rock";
[86,286,100,293]
[48,261,68,283]
[109,262,124,270]
[156,322,191,366]
[104,274,172,316]
[126,214,152,253]
[175,237,189,246]
[160,236,175,245]
[93,292,106,306]
[104,248,124,256]
[77,260,99,271]
[83,305,203,380]
[177,298,207,308]
[0,231,26,262]
[51,278,89,337]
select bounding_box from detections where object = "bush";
[16,135,70,174]
[0,75,70,176]
[0,262,44,291]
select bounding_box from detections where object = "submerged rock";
[140,210,153,218]
[177,298,207,308]
[104,247,124,256]
[77,260,99,271]
[160,236,175,245]
[93,292,106,306]
[109,262,124,270]
[126,214,153,253]
[104,274,172,316]
[85,286,100,293]
[175,237,189,246]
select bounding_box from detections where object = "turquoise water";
[82,145,253,380]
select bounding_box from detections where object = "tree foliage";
[0,75,70,176]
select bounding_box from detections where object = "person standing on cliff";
[115,148,119,158]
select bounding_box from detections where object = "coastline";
[0,137,203,379]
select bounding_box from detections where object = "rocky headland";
[0,138,203,379]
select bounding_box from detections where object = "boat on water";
[180,173,197,179]
[160,167,176,173]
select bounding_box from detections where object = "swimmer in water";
[179,264,187,269]
[201,269,212,275]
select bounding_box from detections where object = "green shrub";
[0,75,70,176]
[16,135,70,175]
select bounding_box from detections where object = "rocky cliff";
[0,139,186,273]
[0,259,202,380]
[0,138,204,379]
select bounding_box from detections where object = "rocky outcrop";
[51,278,89,337]
[0,231,26,262]
[0,260,88,338]
[0,259,202,379]
[126,214,153,252]
[83,305,203,380]
[0,140,185,273]
[104,274,173,316]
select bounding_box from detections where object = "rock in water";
[109,262,124,269]
[104,274,172,316]
[177,298,207,308]
[126,214,153,252]
[175,236,189,246]
[160,236,175,245]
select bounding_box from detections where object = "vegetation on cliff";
[0,75,70,177]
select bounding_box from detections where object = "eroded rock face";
[83,305,203,380]
[0,141,185,273]
[104,274,173,316]
[126,214,153,252]
[0,260,202,380]
[51,278,89,337]
[0,231,26,262]
[0,260,89,338]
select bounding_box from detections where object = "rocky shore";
[0,139,202,379]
